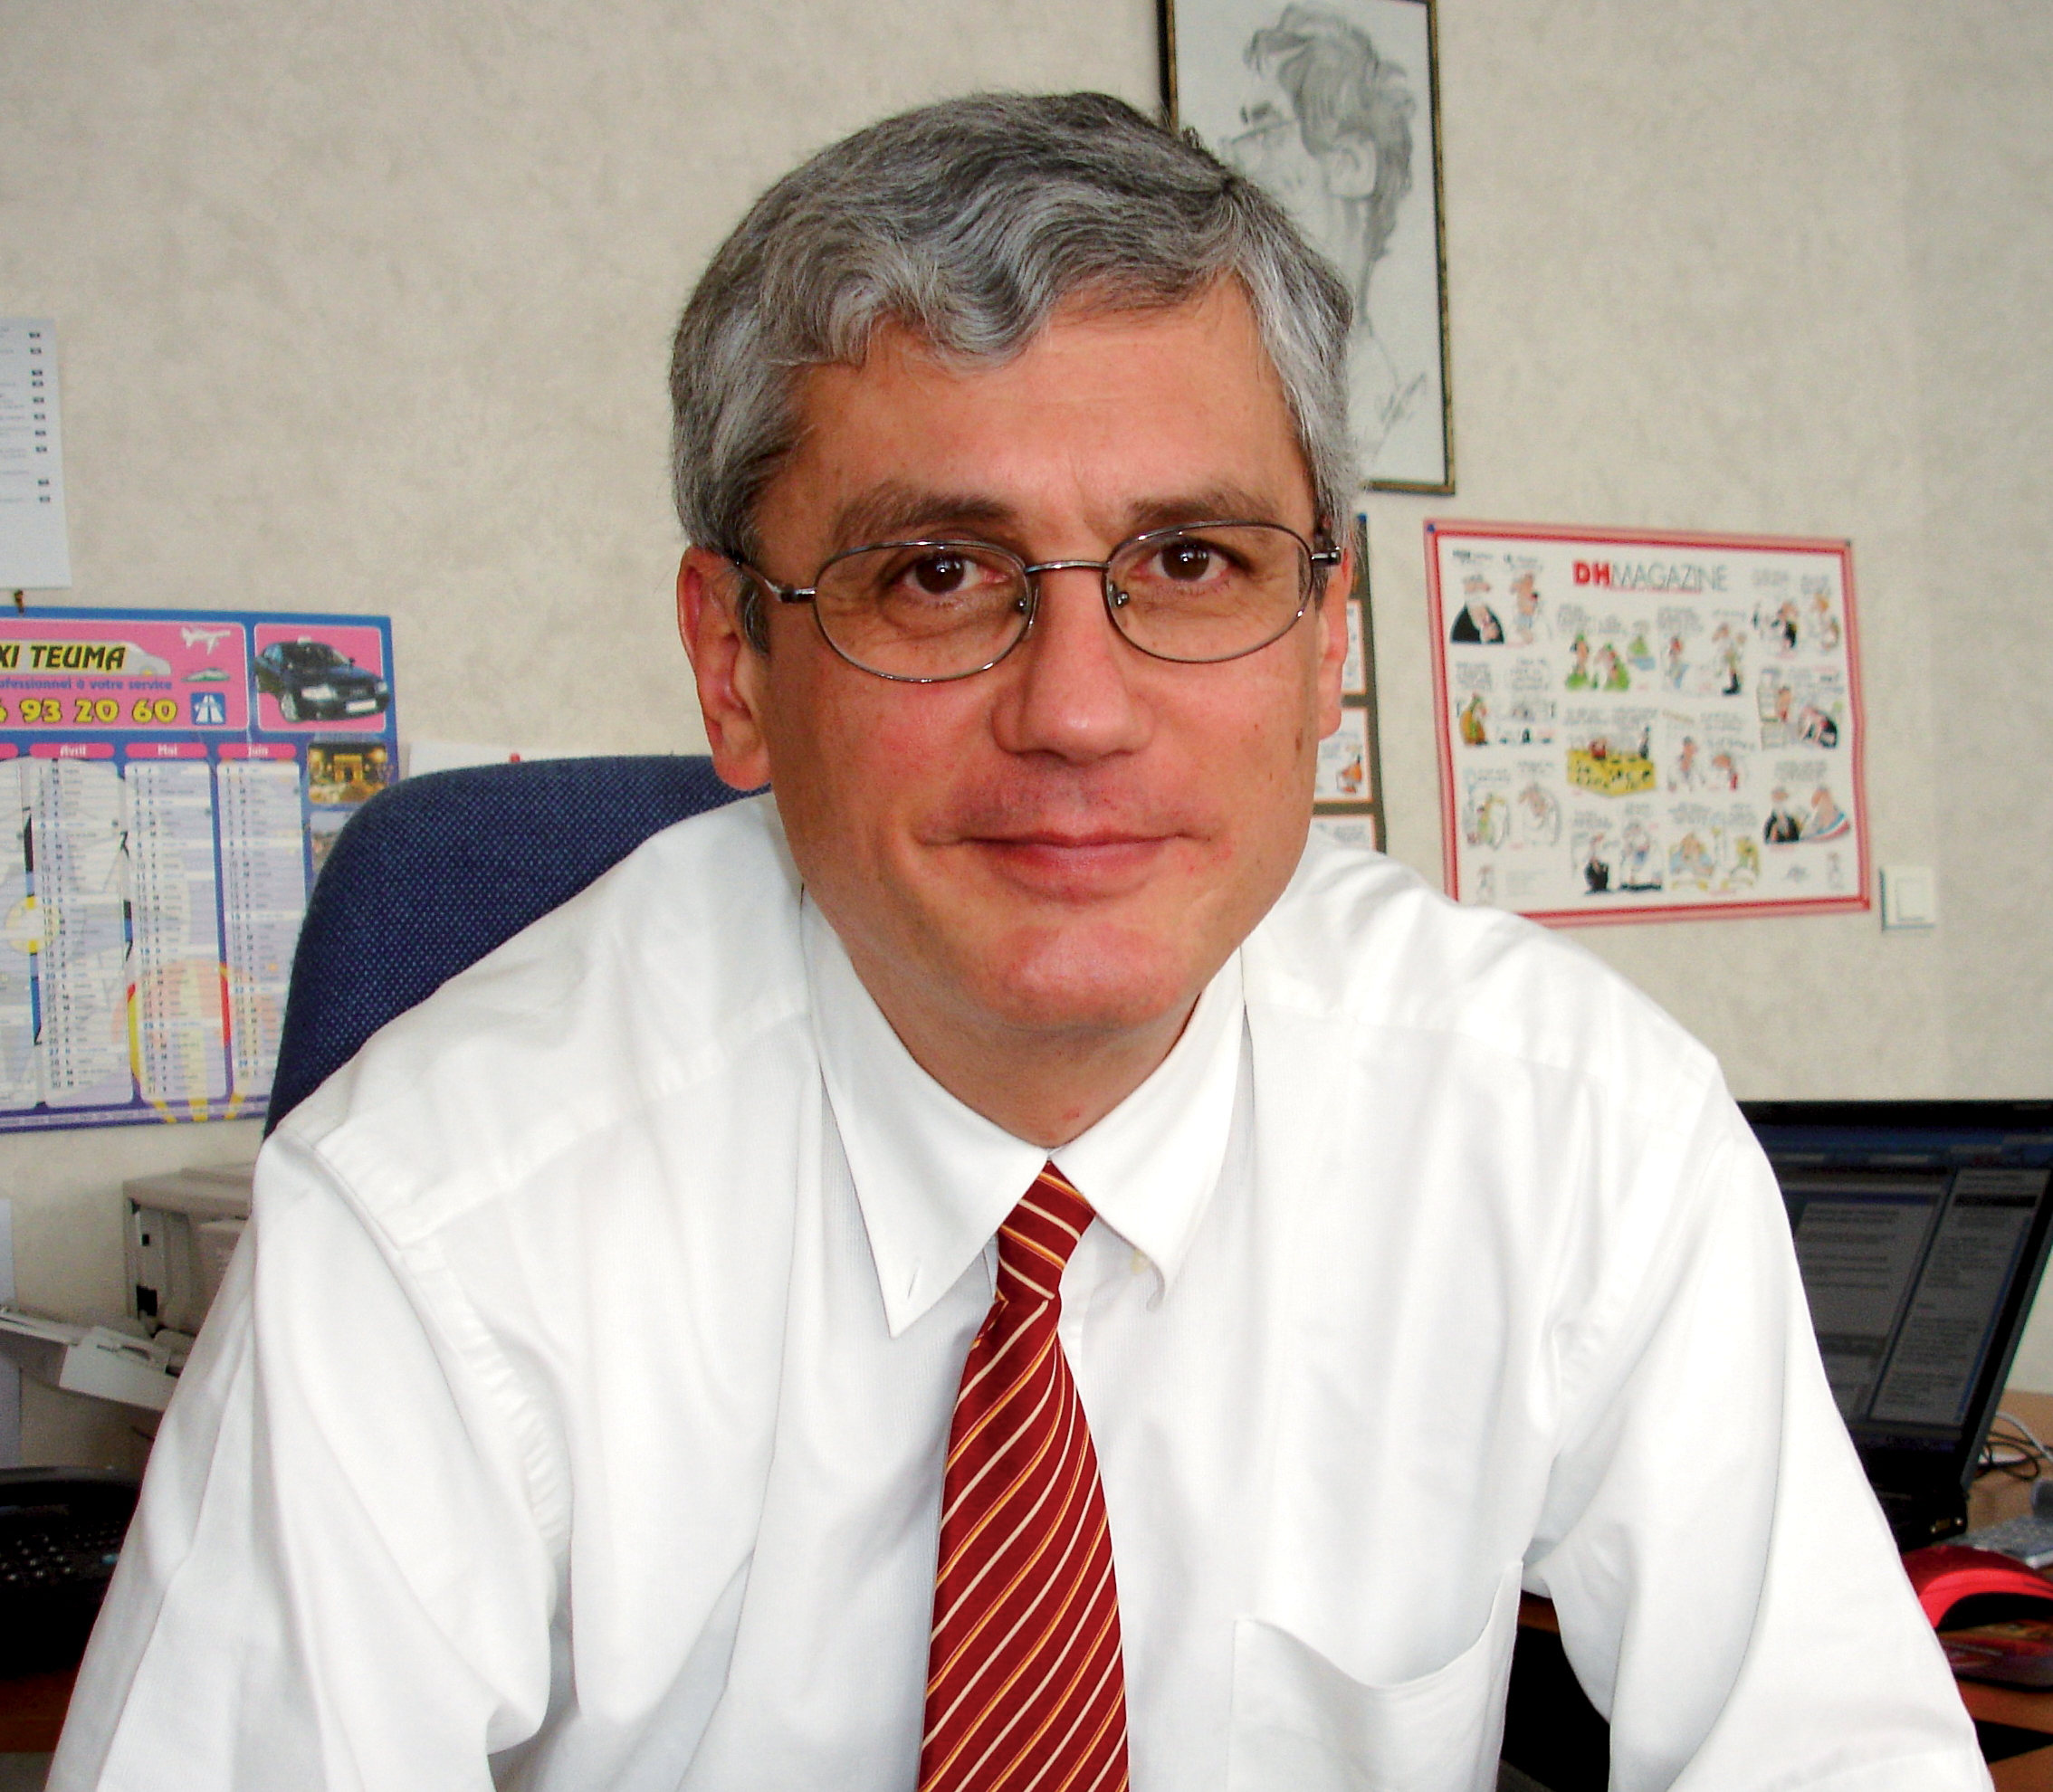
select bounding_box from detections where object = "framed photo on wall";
[1310,513,1386,851]
[1160,0,1453,493]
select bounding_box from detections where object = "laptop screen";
[1743,1101,2053,1536]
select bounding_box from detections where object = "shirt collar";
[804,901,1245,1337]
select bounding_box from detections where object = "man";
[55,93,1981,1791]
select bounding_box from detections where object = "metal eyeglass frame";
[726,519,1344,684]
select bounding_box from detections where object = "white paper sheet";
[0,319,72,590]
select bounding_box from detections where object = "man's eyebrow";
[1121,487,1302,536]
[829,484,1017,551]
[826,483,1309,553]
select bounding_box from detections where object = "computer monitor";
[1742,1101,2053,1547]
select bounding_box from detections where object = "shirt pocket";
[1225,1563,1524,1792]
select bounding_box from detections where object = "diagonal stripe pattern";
[919,1163,1131,1792]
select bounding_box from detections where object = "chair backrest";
[264,755,749,1132]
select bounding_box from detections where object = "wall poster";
[1162,0,1453,492]
[0,607,396,1130]
[1427,521,1868,926]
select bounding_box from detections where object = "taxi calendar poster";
[1426,522,1868,926]
[0,607,396,1130]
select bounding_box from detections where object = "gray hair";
[669,91,1353,646]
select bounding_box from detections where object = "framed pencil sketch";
[1161,0,1453,493]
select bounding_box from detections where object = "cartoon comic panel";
[1612,802,1662,892]
[1657,605,1751,699]
[1800,573,1844,653]
[1662,710,1752,795]
[1570,811,1623,898]
[1656,605,1701,693]
[1448,569,1508,645]
[251,623,391,733]
[1504,556,1550,648]
[1342,599,1369,696]
[1445,546,1511,647]
[1511,766,1561,851]
[1559,604,1643,695]
[1500,660,1557,746]
[1311,814,1378,853]
[1758,759,1849,850]
[1756,666,1847,750]
[1666,800,1762,896]
[1565,707,1656,798]
[1752,567,1803,659]
[1451,660,1494,748]
[1461,767,1513,853]
[1316,707,1374,804]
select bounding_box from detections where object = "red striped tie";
[919,1163,1131,1792]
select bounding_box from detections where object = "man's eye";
[910,553,972,595]
[1159,543,1217,583]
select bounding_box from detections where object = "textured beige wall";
[1902,2,2053,1097]
[0,0,2048,1458]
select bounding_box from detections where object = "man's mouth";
[956,830,1179,899]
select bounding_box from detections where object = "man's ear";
[1314,539,1354,739]
[677,547,774,791]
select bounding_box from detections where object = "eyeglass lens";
[809,524,1314,680]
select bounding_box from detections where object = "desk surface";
[0,1669,71,1756]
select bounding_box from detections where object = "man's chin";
[949,926,1210,1044]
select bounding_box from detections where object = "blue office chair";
[264,756,750,1133]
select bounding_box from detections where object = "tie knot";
[995,1163,1094,1306]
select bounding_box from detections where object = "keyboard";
[0,1509,125,1589]
[0,1468,139,1675]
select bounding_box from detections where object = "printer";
[123,1161,253,1338]
[0,1161,253,1415]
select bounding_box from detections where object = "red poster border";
[1424,519,1870,929]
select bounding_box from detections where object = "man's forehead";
[766,285,1317,551]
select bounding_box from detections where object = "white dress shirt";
[53,796,1986,1791]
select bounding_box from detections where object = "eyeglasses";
[730,521,1341,683]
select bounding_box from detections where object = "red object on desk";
[1904,1545,2053,1629]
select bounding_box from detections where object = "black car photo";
[252,639,389,722]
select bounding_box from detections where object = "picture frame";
[1310,513,1386,852]
[1160,0,1454,494]
[1425,519,1870,926]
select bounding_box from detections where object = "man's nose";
[990,565,1153,763]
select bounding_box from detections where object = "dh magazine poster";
[1426,522,1868,927]
[0,607,396,1130]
